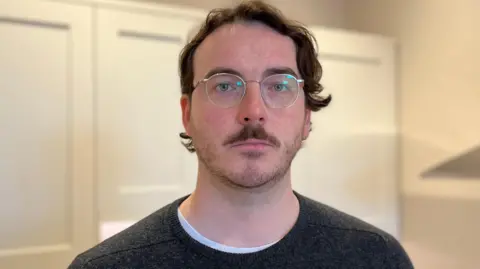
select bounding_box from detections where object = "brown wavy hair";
[178,0,332,153]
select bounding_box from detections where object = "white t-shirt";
[177,209,277,254]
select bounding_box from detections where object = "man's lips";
[230,139,274,149]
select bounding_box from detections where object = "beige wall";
[134,0,347,28]
[345,1,480,268]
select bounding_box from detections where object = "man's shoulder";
[298,193,414,268]
[67,198,184,269]
[300,194,389,234]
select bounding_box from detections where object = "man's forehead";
[203,22,294,47]
[193,23,298,79]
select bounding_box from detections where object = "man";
[68,1,414,268]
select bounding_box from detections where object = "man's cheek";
[203,112,231,132]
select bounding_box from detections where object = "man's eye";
[216,83,233,91]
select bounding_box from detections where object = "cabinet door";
[291,27,400,238]
[96,6,202,228]
[0,1,95,268]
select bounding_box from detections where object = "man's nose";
[235,82,268,125]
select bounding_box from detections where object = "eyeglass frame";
[192,72,305,109]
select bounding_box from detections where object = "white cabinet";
[0,1,399,268]
[0,1,203,268]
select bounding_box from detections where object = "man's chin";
[223,175,274,190]
[220,166,284,190]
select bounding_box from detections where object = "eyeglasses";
[193,73,304,108]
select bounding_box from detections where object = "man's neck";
[178,169,299,248]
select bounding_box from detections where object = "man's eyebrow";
[204,67,243,79]
[202,66,300,80]
[262,67,299,78]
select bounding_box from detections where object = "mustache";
[223,125,280,147]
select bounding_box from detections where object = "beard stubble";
[193,123,304,190]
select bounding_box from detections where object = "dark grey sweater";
[68,192,414,268]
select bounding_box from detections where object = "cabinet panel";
[291,28,399,238]
[96,7,201,223]
[0,1,94,268]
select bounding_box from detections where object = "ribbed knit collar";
[167,191,310,266]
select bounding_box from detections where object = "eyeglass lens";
[205,74,299,108]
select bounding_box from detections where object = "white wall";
[345,1,480,268]
[132,0,347,28]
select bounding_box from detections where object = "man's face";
[181,22,311,189]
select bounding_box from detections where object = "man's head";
[178,0,331,189]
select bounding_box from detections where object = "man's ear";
[302,109,311,140]
[180,94,191,136]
